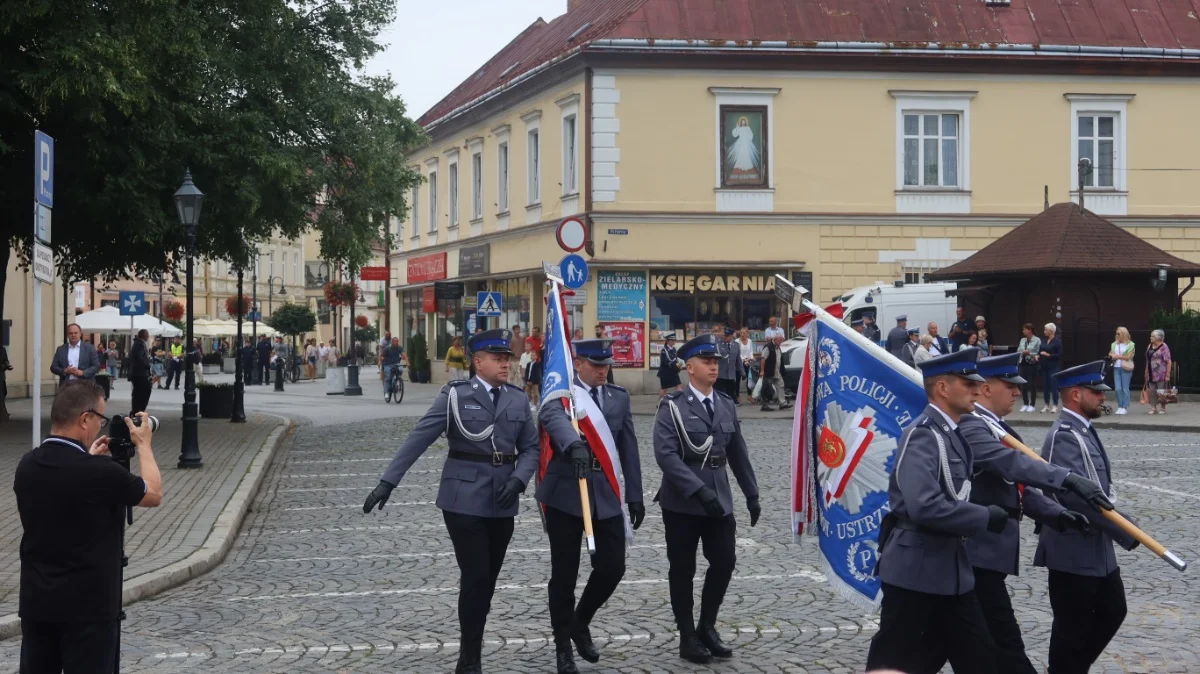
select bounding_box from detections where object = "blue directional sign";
[248,309,262,322]
[559,254,588,290]
[119,291,146,316]
[477,291,503,317]
[34,131,54,209]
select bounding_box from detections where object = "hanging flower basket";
[225,294,251,318]
[355,314,370,328]
[163,299,185,322]
[324,281,358,307]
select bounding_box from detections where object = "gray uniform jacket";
[1034,411,1137,577]
[653,389,758,517]
[381,379,540,518]
[716,341,744,380]
[862,324,881,345]
[877,405,991,596]
[51,342,99,384]
[885,326,910,356]
[960,405,1068,576]
[537,378,643,520]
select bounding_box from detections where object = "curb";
[0,416,292,640]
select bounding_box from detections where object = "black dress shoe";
[570,623,600,663]
[697,624,733,658]
[455,641,482,674]
[679,632,712,664]
[556,644,579,674]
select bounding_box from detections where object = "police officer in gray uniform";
[716,327,743,402]
[538,339,644,673]
[654,334,760,664]
[861,311,881,345]
[865,347,1007,674]
[1035,360,1138,674]
[362,329,539,674]
[885,314,910,356]
[959,353,1112,673]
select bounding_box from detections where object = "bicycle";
[385,364,405,403]
[287,355,301,384]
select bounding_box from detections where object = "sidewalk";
[629,393,1200,431]
[0,394,289,637]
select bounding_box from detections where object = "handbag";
[1157,363,1179,406]
[1139,385,1150,406]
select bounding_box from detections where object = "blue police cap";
[978,353,1026,385]
[724,327,735,336]
[863,312,875,319]
[467,329,514,356]
[573,338,614,365]
[1053,360,1111,391]
[851,318,864,327]
[907,327,920,335]
[918,346,985,382]
[679,334,723,361]
[662,332,677,340]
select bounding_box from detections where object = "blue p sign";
[34,131,54,208]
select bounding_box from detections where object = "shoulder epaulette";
[715,389,733,400]
[604,382,627,392]
[504,382,524,391]
[665,390,685,400]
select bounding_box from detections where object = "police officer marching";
[654,334,760,664]
[362,329,539,674]
[866,347,1007,674]
[1035,361,1139,674]
[958,354,1114,673]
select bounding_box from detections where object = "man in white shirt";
[763,317,785,342]
[50,324,99,386]
[927,323,950,357]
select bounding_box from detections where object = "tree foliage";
[0,0,423,290]
[267,303,316,337]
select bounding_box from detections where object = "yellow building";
[390,0,1200,391]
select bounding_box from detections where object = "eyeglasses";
[84,409,110,428]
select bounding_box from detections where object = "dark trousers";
[164,359,180,389]
[546,507,626,634]
[20,618,119,674]
[260,359,272,384]
[442,511,515,647]
[973,568,1037,674]
[662,509,736,631]
[716,378,736,400]
[865,582,998,674]
[1019,363,1039,406]
[1047,569,1126,674]
[241,360,254,386]
[1042,363,1061,405]
[130,377,152,415]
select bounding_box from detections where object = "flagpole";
[547,276,597,556]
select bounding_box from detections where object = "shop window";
[435,297,463,358]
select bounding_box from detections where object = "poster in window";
[721,106,768,187]
[598,322,645,368]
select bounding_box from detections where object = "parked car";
[780,334,808,399]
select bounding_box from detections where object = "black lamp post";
[266,276,286,316]
[231,242,248,423]
[174,170,204,469]
[344,266,362,396]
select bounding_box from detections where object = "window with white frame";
[427,170,438,233]
[498,142,510,212]
[471,151,483,220]
[293,252,299,285]
[562,115,577,194]
[1066,94,1131,214]
[410,185,419,235]
[902,112,960,188]
[448,161,459,227]
[528,129,540,204]
[1077,114,1116,188]
[269,251,274,278]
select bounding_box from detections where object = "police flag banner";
[536,279,575,518]
[791,307,926,610]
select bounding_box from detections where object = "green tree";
[266,303,317,338]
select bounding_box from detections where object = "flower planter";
[222,357,238,374]
[202,364,221,375]
[198,386,234,419]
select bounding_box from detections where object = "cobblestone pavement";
[2,417,1196,673]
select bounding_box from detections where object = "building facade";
[390,0,1200,391]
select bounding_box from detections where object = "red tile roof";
[419,0,1200,128]
[928,202,1200,277]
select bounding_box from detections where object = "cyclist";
[381,336,409,398]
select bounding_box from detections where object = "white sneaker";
[1024,405,1033,412]
[1116,408,1126,415]
[1040,405,1050,413]
[1051,405,1059,413]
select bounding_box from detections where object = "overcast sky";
[363,1,569,120]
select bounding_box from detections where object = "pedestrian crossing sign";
[477,291,502,317]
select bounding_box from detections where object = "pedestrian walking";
[758,335,787,410]
[507,326,525,386]
[446,336,468,381]
[865,348,1004,674]
[1108,327,1135,414]
[537,339,643,673]
[657,333,683,398]
[128,329,154,414]
[50,324,99,385]
[1144,329,1173,414]
[654,334,759,664]
[305,339,318,381]
[1040,323,1063,412]
[362,329,538,674]
[105,342,120,382]
[1017,323,1041,412]
[1036,361,1139,673]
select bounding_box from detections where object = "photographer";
[15,381,162,673]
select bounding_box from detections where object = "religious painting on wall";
[720,106,768,187]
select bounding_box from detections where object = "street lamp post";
[344,266,362,396]
[174,170,204,469]
[250,248,260,384]
[231,243,247,423]
[266,276,286,316]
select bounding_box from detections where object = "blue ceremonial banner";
[791,309,926,610]
[539,281,574,409]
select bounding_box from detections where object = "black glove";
[1063,473,1114,511]
[363,480,396,513]
[568,439,592,479]
[1056,510,1090,533]
[986,505,1010,533]
[496,477,525,509]
[747,496,761,527]
[628,502,645,530]
[694,486,724,518]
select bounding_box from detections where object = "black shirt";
[950,318,975,348]
[15,436,146,622]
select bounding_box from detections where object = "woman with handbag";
[1145,329,1174,414]
[1108,326,1135,415]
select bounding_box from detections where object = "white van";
[838,281,958,341]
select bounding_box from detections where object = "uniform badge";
[941,424,950,432]
[472,383,479,389]
[688,396,694,402]
[464,404,482,410]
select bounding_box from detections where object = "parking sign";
[34,131,54,209]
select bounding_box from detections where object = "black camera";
[108,414,159,467]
